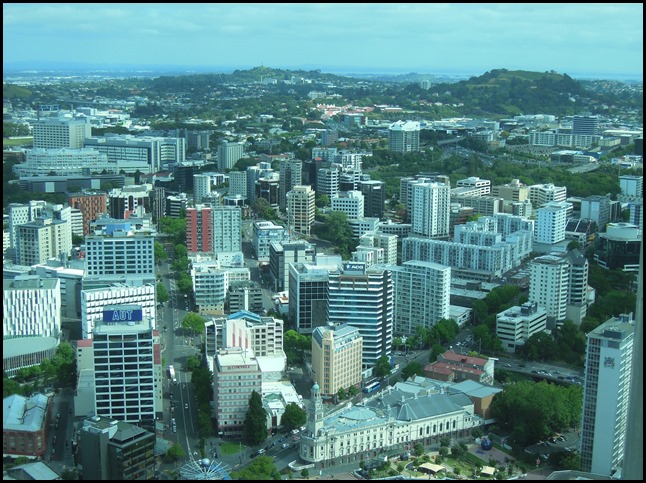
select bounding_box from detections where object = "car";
[257,449,265,455]
[291,429,299,435]
[299,426,306,431]
[282,443,290,448]
[53,436,57,445]
[183,384,186,389]
[185,403,189,410]
[279,437,286,443]
[505,363,512,367]
[169,394,173,400]
[270,441,276,448]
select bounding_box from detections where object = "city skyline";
[3,3,643,80]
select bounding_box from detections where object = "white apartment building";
[32,118,91,149]
[8,201,69,250]
[222,311,285,359]
[491,179,530,203]
[580,195,611,230]
[81,283,156,339]
[529,183,567,209]
[253,221,289,262]
[331,190,364,220]
[193,173,212,204]
[311,324,363,397]
[107,184,154,219]
[388,120,420,153]
[529,254,569,327]
[456,177,491,196]
[580,314,634,476]
[496,301,547,353]
[316,167,341,200]
[213,348,262,436]
[228,170,247,198]
[388,260,451,336]
[618,175,643,200]
[13,148,113,177]
[30,260,84,319]
[535,202,570,245]
[217,141,244,170]
[76,310,161,425]
[357,232,398,265]
[213,206,242,254]
[191,261,250,314]
[3,276,61,339]
[286,185,315,236]
[410,181,451,238]
[16,217,72,266]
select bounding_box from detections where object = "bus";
[168,365,177,384]
[363,381,380,394]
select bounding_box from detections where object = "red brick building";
[2,393,51,458]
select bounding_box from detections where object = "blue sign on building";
[103,305,143,322]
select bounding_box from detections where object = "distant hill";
[426,68,588,117]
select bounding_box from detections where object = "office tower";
[400,175,450,210]
[622,244,642,480]
[221,311,284,358]
[327,263,393,367]
[496,301,547,353]
[15,217,72,266]
[227,281,263,314]
[81,283,156,339]
[572,115,600,136]
[152,186,166,222]
[289,256,342,335]
[410,181,451,238]
[594,223,642,272]
[491,178,530,203]
[618,175,643,201]
[529,183,567,209]
[286,185,315,236]
[580,314,634,476]
[193,173,212,204]
[357,179,385,218]
[165,193,188,219]
[388,120,420,153]
[186,204,213,254]
[8,201,68,252]
[357,232,398,265]
[84,216,155,280]
[311,147,338,163]
[212,206,242,254]
[279,159,303,212]
[321,129,338,147]
[32,118,91,149]
[78,415,156,481]
[389,260,451,336]
[217,141,244,170]
[535,202,570,244]
[3,275,61,340]
[107,184,154,219]
[255,175,280,208]
[252,221,289,262]
[529,254,569,328]
[316,167,340,200]
[185,129,211,151]
[269,240,316,293]
[311,324,363,397]
[228,170,247,198]
[213,348,262,436]
[76,306,161,425]
[626,201,643,230]
[69,192,107,235]
[331,190,364,220]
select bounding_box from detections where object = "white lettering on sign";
[112,310,134,321]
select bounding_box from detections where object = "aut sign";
[103,305,143,322]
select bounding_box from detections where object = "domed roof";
[200,458,211,467]
[312,382,320,391]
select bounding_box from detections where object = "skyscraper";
[388,120,420,153]
[286,185,315,236]
[212,206,242,254]
[410,181,451,238]
[32,117,91,149]
[279,159,303,212]
[186,204,213,254]
[580,313,634,476]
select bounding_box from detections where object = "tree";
[301,469,309,478]
[72,234,84,246]
[232,455,281,480]
[186,355,202,372]
[154,241,169,264]
[243,390,268,445]
[320,211,355,258]
[413,442,424,456]
[281,402,306,431]
[165,443,186,462]
[156,283,169,304]
[392,336,403,351]
[315,193,330,208]
[197,410,214,439]
[182,312,205,335]
[348,385,358,397]
[374,355,392,378]
[60,468,78,480]
[401,361,423,381]
[337,387,347,400]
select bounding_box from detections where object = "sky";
[3,3,643,79]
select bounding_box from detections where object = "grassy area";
[3,137,32,147]
[219,442,243,456]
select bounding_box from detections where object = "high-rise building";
[580,314,634,476]
[410,181,451,238]
[15,217,72,266]
[357,179,385,219]
[186,204,213,254]
[279,159,303,212]
[572,115,600,136]
[193,173,212,204]
[535,201,570,244]
[529,254,570,328]
[252,221,289,262]
[212,206,242,254]
[217,141,244,171]
[69,192,107,235]
[3,275,61,340]
[456,176,491,196]
[32,118,91,149]
[388,120,420,153]
[316,167,340,200]
[529,183,567,209]
[389,260,451,336]
[321,129,338,147]
[78,415,156,481]
[594,222,642,272]
[75,306,162,425]
[286,185,315,236]
[311,324,363,397]
[13,148,112,177]
[618,175,643,201]
[221,311,284,358]
[107,184,154,219]
[496,301,547,353]
[327,263,393,367]
[491,178,530,203]
[227,281,263,315]
[228,171,247,198]
[580,195,611,231]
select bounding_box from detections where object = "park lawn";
[219,442,243,456]
[3,137,33,147]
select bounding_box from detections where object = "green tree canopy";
[244,390,268,445]
[281,402,306,431]
[401,361,424,381]
[182,312,205,334]
[156,283,169,304]
[374,355,392,378]
[165,443,186,462]
[319,210,355,258]
[232,455,281,480]
[154,241,169,263]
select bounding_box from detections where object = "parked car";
[282,443,290,448]
[185,403,189,410]
[257,448,266,455]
